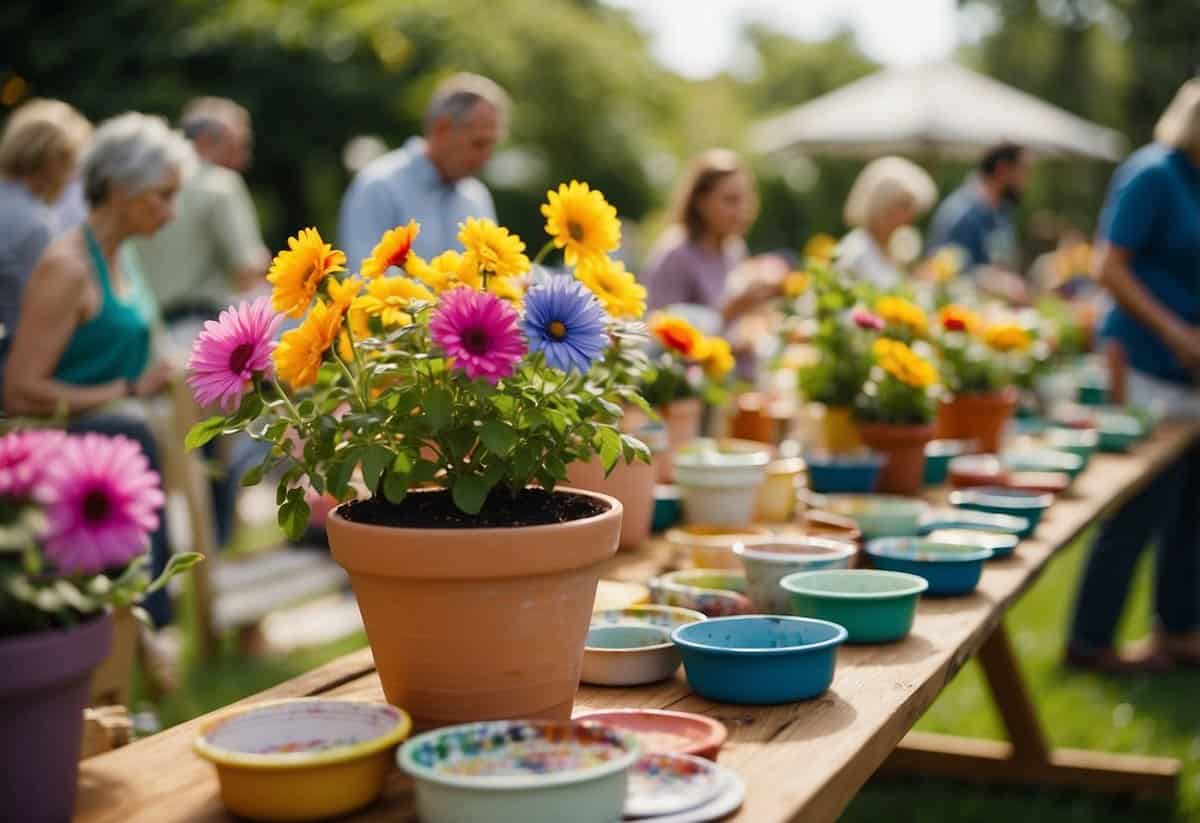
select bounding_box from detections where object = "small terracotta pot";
[566,457,655,550]
[817,405,863,454]
[327,488,622,731]
[935,389,1017,453]
[729,393,777,445]
[657,398,703,482]
[856,422,936,496]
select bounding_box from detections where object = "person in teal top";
[4,112,192,630]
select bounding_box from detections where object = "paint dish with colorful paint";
[398,720,640,823]
[649,569,753,617]
[192,699,412,822]
[624,752,727,818]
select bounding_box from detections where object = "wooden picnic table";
[76,421,1200,823]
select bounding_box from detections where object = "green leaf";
[278,493,311,541]
[620,433,652,464]
[392,451,413,474]
[478,420,517,456]
[361,445,392,492]
[325,448,360,500]
[411,459,440,485]
[544,408,569,435]
[234,392,264,422]
[424,388,452,431]
[452,474,493,515]
[383,469,409,504]
[143,552,204,594]
[185,417,227,451]
[596,426,622,473]
[240,462,266,487]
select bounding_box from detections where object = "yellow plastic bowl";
[193,698,411,822]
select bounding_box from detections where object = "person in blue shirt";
[927,142,1032,301]
[337,74,507,268]
[1067,80,1200,673]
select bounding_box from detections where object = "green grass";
[136,532,1199,820]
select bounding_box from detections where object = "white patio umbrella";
[751,62,1126,161]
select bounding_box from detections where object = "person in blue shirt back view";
[337,73,508,268]
[927,142,1032,302]
[1067,79,1200,673]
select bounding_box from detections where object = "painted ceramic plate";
[624,753,725,818]
[575,709,727,760]
[625,763,746,822]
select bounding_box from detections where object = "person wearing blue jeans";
[1066,80,1200,672]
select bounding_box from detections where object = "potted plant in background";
[854,339,941,494]
[795,262,877,453]
[186,181,651,731]
[640,313,735,481]
[0,430,200,823]
[933,305,1031,452]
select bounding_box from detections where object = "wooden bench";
[74,420,1200,823]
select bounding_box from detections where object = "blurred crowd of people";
[1,72,1197,672]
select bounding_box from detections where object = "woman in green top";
[4,112,192,628]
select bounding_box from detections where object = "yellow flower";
[875,296,928,338]
[327,275,363,310]
[926,247,963,284]
[541,180,621,266]
[274,299,344,388]
[268,228,346,319]
[783,271,810,298]
[337,302,370,363]
[983,323,1031,353]
[651,314,704,358]
[937,304,981,335]
[698,336,735,380]
[360,222,420,279]
[459,218,529,280]
[575,256,646,319]
[408,250,472,293]
[488,274,525,304]
[873,338,938,389]
[355,275,434,328]
[803,233,837,264]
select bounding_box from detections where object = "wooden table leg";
[879,622,1180,798]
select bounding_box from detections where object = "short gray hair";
[424,73,510,132]
[180,96,251,142]
[1155,79,1200,154]
[82,112,194,206]
[843,156,937,228]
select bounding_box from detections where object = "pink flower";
[187,297,282,411]
[851,307,885,331]
[0,430,66,500]
[37,434,165,574]
[429,287,526,383]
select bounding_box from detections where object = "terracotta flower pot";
[0,612,113,823]
[857,422,936,496]
[935,389,1017,454]
[657,398,703,482]
[566,457,655,550]
[327,489,622,731]
[817,405,863,454]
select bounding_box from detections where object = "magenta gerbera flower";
[187,296,283,411]
[36,434,165,574]
[429,287,526,383]
[0,429,66,500]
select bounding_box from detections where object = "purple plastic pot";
[0,612,113,823]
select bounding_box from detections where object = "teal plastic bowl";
[820,494,932,540]
[651,485,682,532]
[923,528,1021,560]
[923,439,976,486]
[1045,427,1097,468]
[949,487,1053,539]
[781,569,927,644]
[1002,448,1085,481]
[1077,383,1108,406]
[918,507,1029,538]
[1095,414,1143,452]
[866,538,992,596]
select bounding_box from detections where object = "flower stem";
[532,240,555,266]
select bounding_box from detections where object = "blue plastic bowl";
[923,440,975,486]
[949,487,1053,539]
[671,616,847,704]
[866,538,992,596]
[917,507,1029,539]
[805,452,885,494]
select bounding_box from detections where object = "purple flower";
[429,287,527,383]
[0,430,66,500]
[521,276,608,373]
[37,434,165,574]
[187,296,282,411]
[851,307,885,331]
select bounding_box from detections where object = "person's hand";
[133,360,174,398]
[1165,324,1200,377]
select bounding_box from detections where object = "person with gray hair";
[835,155,938,290]
[4,111,192,630]
[337,72,509,266]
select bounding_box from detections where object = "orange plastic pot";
[657,398,703,482]
[935,389,1017,454]
[327,488,622,731]
[857,422,936,496]
[566,457,655,550]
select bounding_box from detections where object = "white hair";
[82,112,194,206]
[1155,79,1200,153]
[843,156,937,228]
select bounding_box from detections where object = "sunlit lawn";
[136,531,1199,821]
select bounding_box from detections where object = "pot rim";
[329,485,621,536]
[732,536,858,564]
[397,719,641,791]
[664,524,774,548]
[780,569,929,599]
[866,537,994,564]
[585,623,674,654]
[670,615,848,656]
[571,709,727,757]
[949,487,1054,510]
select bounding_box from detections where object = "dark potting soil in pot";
[341,488,609,529]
